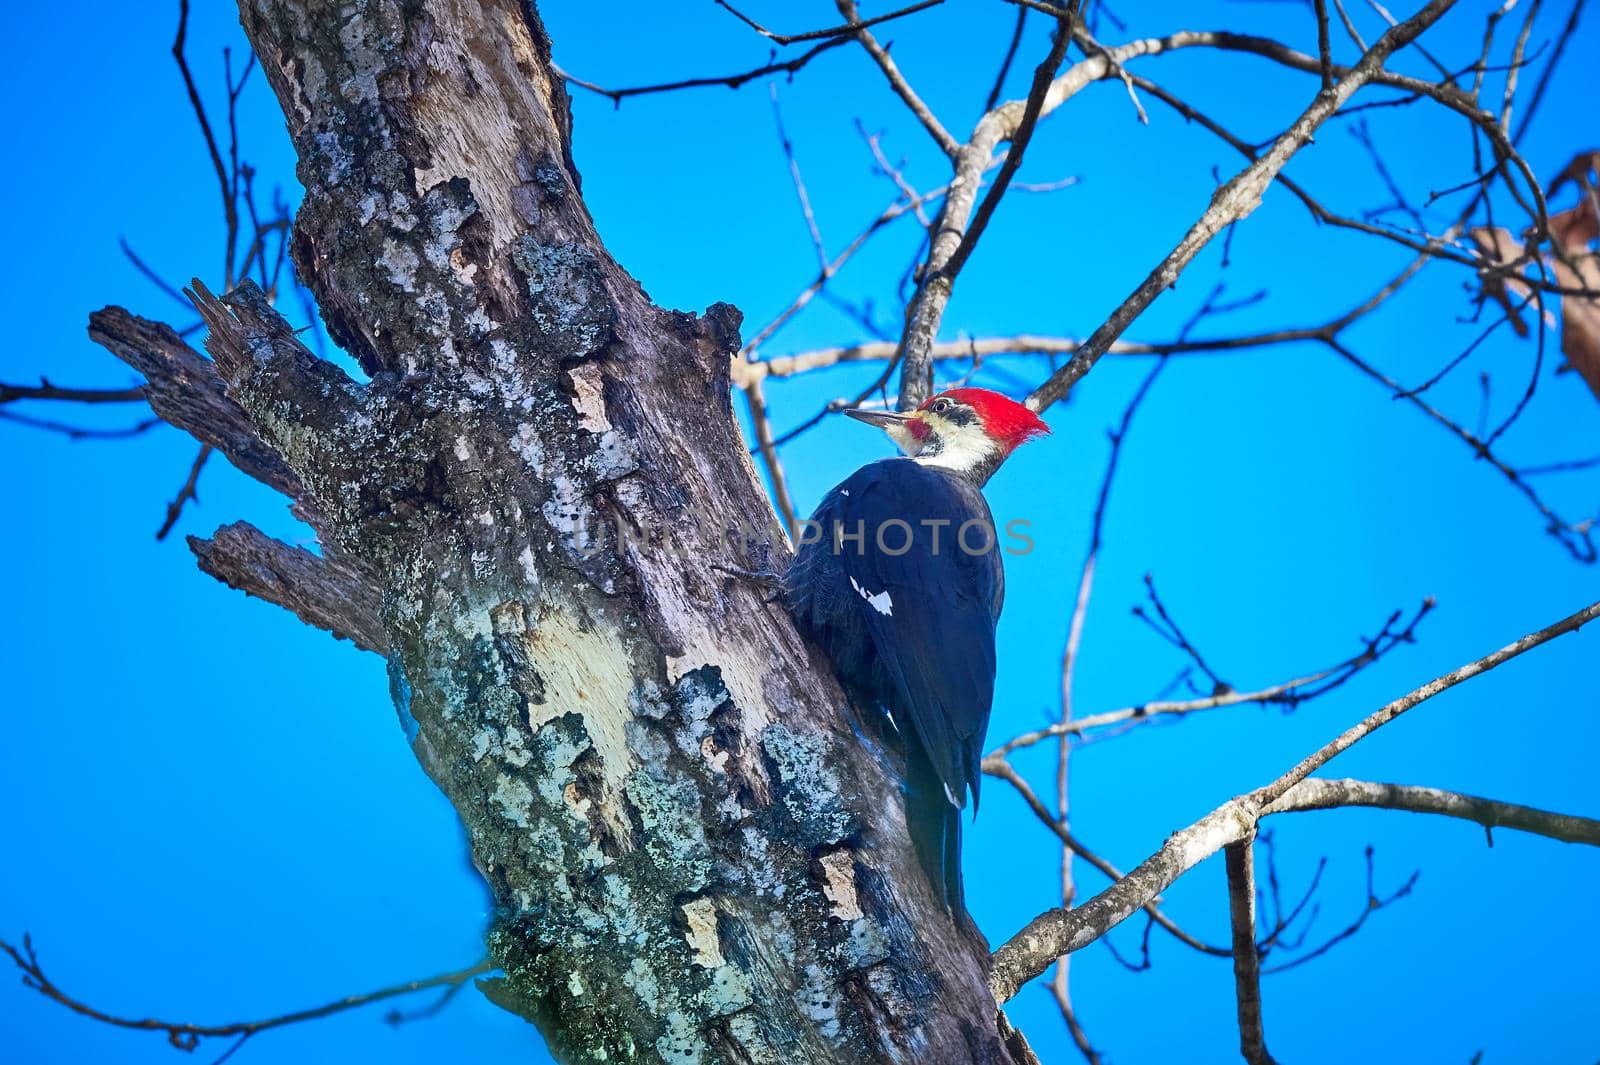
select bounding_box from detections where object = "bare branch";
[893,10,1493,413]
[746,335,1073,380]
[0,409,162,440]
[1028,0,1460,412]
[1314,0,1335,90]
[1255,599,1600,806]
[983,756,1233,957]
[986,7,1030,112]
[770,84,828,272]
[87,306,300,498]
[1260,846,1417,975]
[1265,778,1600,846]
[1133,573,1233,694]
[858,121,934,226]
[990,597,1600,1003]
[1332,0,1371,50]
[156,444,214,541]
[989,598,1433,759]
[1508,0,1584,144]
[1520,453,1600,476]
[0,380,146,405]
[1329,337,1596,562]
[189,521,389,655]
[172,0,237,288]
[835,0,961,156]
[1497,0,1539,135]
[899,4,1084,407]
[555,38,851,107]
[1060,359,1168,741]
[940,8,1076,285]
[1254,830,1326,953]
[1071,24,1149,125]
[1052,973,1102,1065]
[714,0,944,46]
[0,934,488,1054]
[1225,839,1278,1065]
[745,319,1336,383]
[1044,357,1173,1059]
[741,377,799,540]
[121,236,199,313]
[735,176,963,360]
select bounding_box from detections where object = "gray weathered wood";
[189,521,389,655]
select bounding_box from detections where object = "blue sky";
[2,2,1596,1063]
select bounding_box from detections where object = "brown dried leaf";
[1550,202,1599,255]
[1549,150,1600,199]
[1468,151,1600,400]
[1469,225,1533,338]
[1553,254,1600,401]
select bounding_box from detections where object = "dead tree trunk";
[89,2,1031,1062]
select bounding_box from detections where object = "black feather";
[785,458,1004,910]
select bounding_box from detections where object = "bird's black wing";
[832,459,1002,810]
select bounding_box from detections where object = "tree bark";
[90,2,1029,1062]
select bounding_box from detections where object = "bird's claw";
[712,563,785,602]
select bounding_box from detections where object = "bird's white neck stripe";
[913,433,999,474]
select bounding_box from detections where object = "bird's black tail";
[905,746,964,913]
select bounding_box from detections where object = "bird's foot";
[712,563,785,603]
[714,536,785,601]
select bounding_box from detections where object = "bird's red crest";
[921,387,1051,454]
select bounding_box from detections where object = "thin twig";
[986,7,1031,112]
[989,599,1433,759]
[1045,362,1166,1063]
[984,757,1233,957]
[943,6,1076,284]
[120,238,197,311]
[858,121,933,226]
[900,1,1077,407]
[1257,596,1600,806]
[743,377,799,539]
[835,0,961,156]
[1314,0,1335,89]
[770,84,828,272]
[714,0,944,46]
[1133,573,1233,695]
[156,444,214,541]
[554,38,851,107]
[0,380,146,405]
[990,597,1600,1002]
[0,409,163,440]
[1259,846,1417,974]
[172,0,238,288]
[1027,0,1461,412]
[0,935,493,1054]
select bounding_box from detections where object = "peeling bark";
[189,521,388,655]
[88,307,299,497]
[100,1,1031,1061]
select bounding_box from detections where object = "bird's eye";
[931,398,952,414]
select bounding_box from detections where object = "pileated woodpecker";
[783,387,1049,910]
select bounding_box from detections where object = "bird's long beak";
[843,408,913,430]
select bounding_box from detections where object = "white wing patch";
[848,576,894,616]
